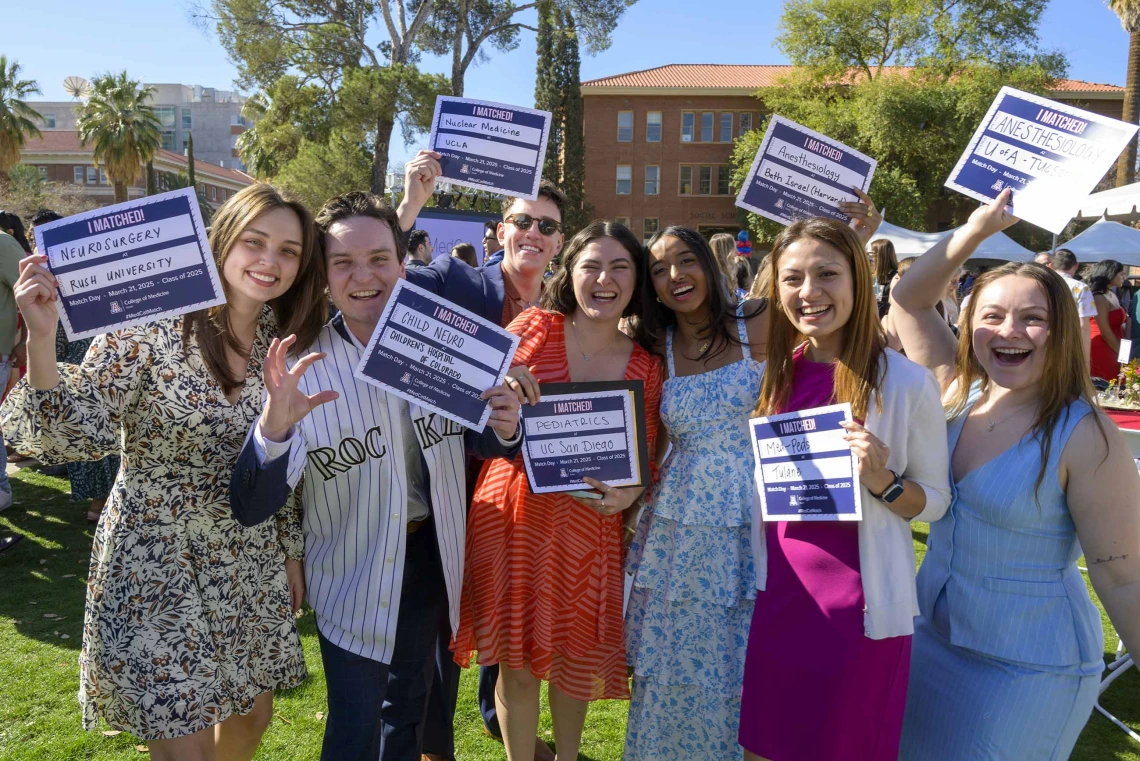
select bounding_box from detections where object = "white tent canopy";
[869,220,1035,262]
[1058,219,1140,266]
[952,227,1037,262]
[1075,182,1140,222]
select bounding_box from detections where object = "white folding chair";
[1094,638,1140,743]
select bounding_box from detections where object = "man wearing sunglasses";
[396,149,564,761]
[482,221,504,268]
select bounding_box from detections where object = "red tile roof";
[581,64,1123,94]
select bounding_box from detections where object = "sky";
[3,0,1132,167]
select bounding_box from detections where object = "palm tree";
[76,72,162,203]
[0,56,43,185]
[1111,0,1140,185]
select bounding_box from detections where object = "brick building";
[581,64,1126,242]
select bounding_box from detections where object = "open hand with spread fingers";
[259,334,341,442]
[572,476,643,517]
[481,383,522,440]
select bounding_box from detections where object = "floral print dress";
[1,309,307,740]
[55,326,120,502]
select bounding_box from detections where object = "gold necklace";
[569,319,617,361]
[980,396,1037,433]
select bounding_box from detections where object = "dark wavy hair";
[631,226,764,361]
[541,220,646,326]
[316,191,409,264]
[0,212,30,253]
[1089,259,1125,285]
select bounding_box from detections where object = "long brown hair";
[945,263,1106,501]
[755,218,885,420]
[870,238,897,286]
[182,183,327,393]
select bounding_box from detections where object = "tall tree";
[534,0,563,182]
[1111,0,1140,186]
[186,132,197,191]
[76,72,162,203]
[0,56,42,185]
[559,8,589,234]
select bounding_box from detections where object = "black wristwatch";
[874,470,905,503]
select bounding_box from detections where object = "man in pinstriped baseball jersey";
[229,192,524,761]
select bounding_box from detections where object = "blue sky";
[3,0,1131,166]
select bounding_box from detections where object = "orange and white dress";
[452,308,663,701]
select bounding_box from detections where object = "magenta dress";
[738,352,910,761]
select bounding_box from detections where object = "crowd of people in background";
[0,156,1138,761]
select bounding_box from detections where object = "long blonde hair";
[755,218,885,419]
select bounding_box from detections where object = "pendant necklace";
[569,319,617,361]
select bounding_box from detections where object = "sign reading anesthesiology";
[749,403,862,522]
[354,279,521,432]
[736,116,877,226]
[34,187,224,341]
[520,381,649,495]
[428,96,553,199]
[946,87,1139,235]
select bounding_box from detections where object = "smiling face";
[649,234,710,316]
[570,236,637,323]
[969,274,1050,391]
[499,196,564,280]
[775,237,855,358]
[324,216,405,344]
[220,206,304,313]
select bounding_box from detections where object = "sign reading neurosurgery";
[749,403,862,521]
[946,87,1139,235]
[520,381,650,494]
[355,279,521,431]
[34,187,224,341]
[736,116,877,227]
[428,96,553,199]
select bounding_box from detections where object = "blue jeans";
[317,520,449,761]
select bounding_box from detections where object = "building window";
[182,108,192,130]
[155,106,176,129]
[100,168,108,185]
[615,217,631,227]
[720,113,733,142]
[643,217,659,244]
[161,132,176,150]
[701,112,714,142]
[681,112,694,143]
[645,165,660,195]
[210,186,217,201]
[617,110,634,142]
[679,165,693,195]
[616,164,632,195]
[717,166,731,196]
[73,166,83,184]
[646,111,662,142]
[699,165,712,195]
[86,166,97,184]
[739,112,753,137]
[37,166,47,178]
[42,113,55,129]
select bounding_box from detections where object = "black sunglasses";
[505,213,561,236]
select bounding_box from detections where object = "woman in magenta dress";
[739,217,951,761]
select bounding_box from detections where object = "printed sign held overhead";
[946,87,1138,235]
[428,96,553,200]
[33,187,225,341]
[736,116,877,227]
[354,279,521,432]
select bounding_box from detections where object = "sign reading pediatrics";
[736,116,877,227]
[354,279,521,432]
[428,96,553,199]
[946,87,1139,235]
[520,381,650,495]
[749,403,862,522]
[34,187,224,341]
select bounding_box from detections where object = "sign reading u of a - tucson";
[428,96,553,199]
[736,115,877,226]
[354,279,521,432]
[946,87,1139,235]
[34,187,224,341]
[749,403,862,522]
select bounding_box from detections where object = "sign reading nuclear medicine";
[428,96,553,199]
[33,187,225,341]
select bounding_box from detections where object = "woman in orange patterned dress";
[453,221,663,761]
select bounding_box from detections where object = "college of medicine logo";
[400,372,412,384]
[559,468,568,478]
[775,199,785,210]
[109,302,122,314]
[460,164,470,174]
[788,495,799,507]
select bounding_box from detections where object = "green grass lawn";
[0,468,1137,760]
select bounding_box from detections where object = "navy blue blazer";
[405,255,507,327]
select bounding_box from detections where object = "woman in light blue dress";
[890,190,1140,760]
[624,226,768,761]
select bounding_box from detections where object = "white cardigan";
[751,348,952,639]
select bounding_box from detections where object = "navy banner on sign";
[736,116,877,227]
[428,96,553,199]
[354,279,521,432]
[946,86,1138,235]
[520,381,649,495]
[34,187,224,341]
[749,403,862,521]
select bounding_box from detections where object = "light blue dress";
[623,309,763,761]
[900,393,1103,760]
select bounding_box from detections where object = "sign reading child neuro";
[946,87,1139,235]
[354,279,521,432]
[736,116,877,226]
[520,381,650,494]
[428,96,553,199]
[34,187,224,341]
[749,403,862,521]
